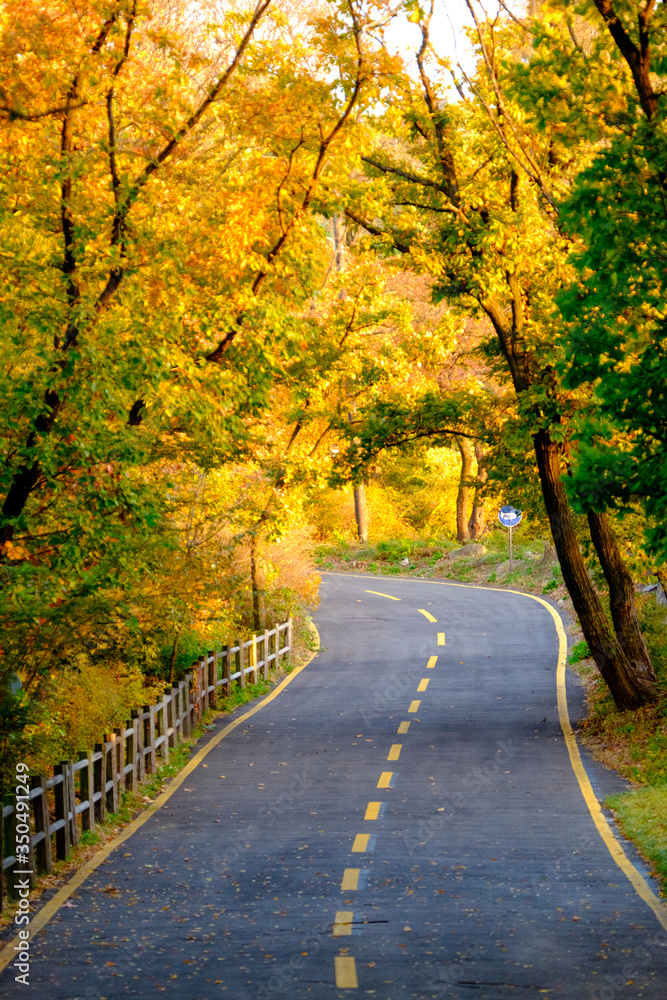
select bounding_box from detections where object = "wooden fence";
[0,620,292,909]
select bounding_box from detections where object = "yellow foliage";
[24,662,163,774]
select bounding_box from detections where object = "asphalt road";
[2,573,666,1000]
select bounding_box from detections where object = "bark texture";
[353,483,370,543]
[588,511,658,689]
[467,440,487,539]
[533,430,657,709]
[456,435,473,543]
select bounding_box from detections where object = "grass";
[607,787,667,887]
[570,597,667,893]
[314,532,569,602]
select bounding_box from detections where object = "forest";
[1,0,666,786]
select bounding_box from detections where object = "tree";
[0,0,400,696]
[340,0,657,708]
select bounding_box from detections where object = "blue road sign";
[498,505,522,527]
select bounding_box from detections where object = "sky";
[384,0,476,72]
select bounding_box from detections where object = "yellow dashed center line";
[335,955,358,988]
[341,868,360,891]
[332,601,444,991]
[364,590,401,601]
[333,911,354,936]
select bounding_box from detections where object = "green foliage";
[569,640,591,664]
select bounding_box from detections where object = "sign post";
[498,505,523,571]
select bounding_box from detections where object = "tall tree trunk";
[456,436,473,543]
[250,534,265,631]
[354,483,370,543]
[168,632,180,686]
[533,429,657,709]
[467,440,487,539]
[587,511,658,687]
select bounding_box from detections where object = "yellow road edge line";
[417,678,430,692]
[397,721,410,734]
[543,598,667,933]
[345,574,667,932]
[387,744,402,761]
[335,955,358,988]
[377,771,393,788]
[408,699,421,713]
[351,834,370,853]
[427,655,438,668]
[333,911,354,936]
[326,572,667,931]
[364,802,381,820]
[419,608,437,622]
[341,868,360,891]
[437,632,445,645]
[364,589,401,601]
[0,622,322,975]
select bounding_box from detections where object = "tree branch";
[591,0,657,118]
[342,208,412,254]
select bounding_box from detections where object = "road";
[1,573,666,999]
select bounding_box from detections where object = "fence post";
[2,796,17,901]
[126,720,137,794]
[159,698,169,764]
[274,622,280,664]
[237,638,246,689]
[113,727,124,801]
[94,744,106,824]
[287,616,293,657]
[67,762,78,847]
[209,651,218,710]
[200,656,211,715]
[53,764,70,861]
[176,680,185,740]
[250,635,258,684]
[224,644,232,700]
[164,688,174,750]
[31,776,52,874]
[132,710,145,784]
[262,629,270,680]
[182,677,191,737]
[106,736,119,815]
[171,686,179,744]
[81,752,95,834]
[146,706,157,774]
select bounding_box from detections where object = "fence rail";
[0,619,292,908]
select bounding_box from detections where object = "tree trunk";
[353,483,370,543]
[587,510,658,688]
[533,429,657,709]
[467,440,487,539]
[168,632,179,686]
[456,436,473,543]
[249,534,266,631]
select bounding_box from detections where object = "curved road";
[1,574,666,999]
